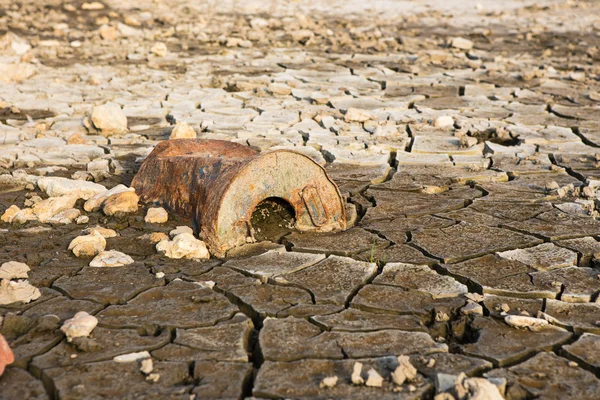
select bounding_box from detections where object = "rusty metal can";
[132,139,346,257]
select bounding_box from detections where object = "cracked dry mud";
[1,0,600,399]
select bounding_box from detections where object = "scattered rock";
[103,191,139,216]
[504,315,549,331]
[391,355,417,386]
[169,226,194,237]
[450,37,473,50]
[1,205,20,223]
[320,375,338,388]
[89,250,135,267]
[140,358,153,374]
[365,368,384,387]
[143,232,169,243]
[91,103,128,136]
[32,194,78,223]
[461,301,484,316]
[0,279,41,305]
[462,377,504,400]
[169,122,196,139]
[85,226,118,238]
[68,232,107,258]
[0,63,37,83]
[60,311,98,342]
[150,42,167,57]
[435,116,454,128]
[145,207,168,224]
[81,1,105,10]
[352,362,364,385]
[76,215,90,224]
[156,233,210,260]
[84,185,135,212]
[0,261,30,280]
[113,351,151,363]
[47,208,81,225]
[37,177,106,200]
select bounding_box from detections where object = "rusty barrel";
[131,139,346,257]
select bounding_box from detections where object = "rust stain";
[132,139,346,257]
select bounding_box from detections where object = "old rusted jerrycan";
[131,139,346,257]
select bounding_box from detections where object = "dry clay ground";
[1,0,600,398]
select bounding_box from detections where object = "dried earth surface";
[1,0,600,399]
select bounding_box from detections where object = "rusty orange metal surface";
[131,139,346,257]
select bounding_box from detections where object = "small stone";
[319,376,338,388]
[12,208,37,224]
[344,108,372,122]
[68,232,107,258]
[76,215,90,224]
[24,196,42,208]
[351,362,364,385]
[0,334,14,377]
[460,136,478,149]
[89,250,135,267]
[146,232,169,243]
[33,195,79,223]
[156,233,210,260]
[462,377,504,400]
[582,186,596,198]
[124,16,141,27]
[85,226,118,238]
[568,361,578,367]
[67,133,86,144]
[150,42,167,57]
[60,311,98,342]
[465,293,485,302]
[365,368,384,387]
[103,191,139,216]
[391,355,417,386]
[113,351,151,363]
[169,122,196,139]
[146,373,160,382]
[1,205,20,223]
[91,102,128,136]
[140,358,153,374]
[47,208,81,225]
[145,207,168,224]
[37,177,107,200]
[450,37,473,50]
[0,279,41,305]
[84,185,134,212]
[87,159,110,174]
[169,226,194,237]
[436,311,450,322]
[461,301,484,316]
[434,116,454,128]
[0,261,30,280]
[82,1,104,10]
[545,181,560,191]
[435,372,457,393]
[155,272,165,279]
[504,315,549,331]
[0,62,37,83]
